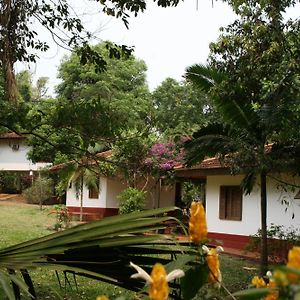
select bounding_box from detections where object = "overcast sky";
[16,0,298,95]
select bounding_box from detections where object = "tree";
[0,0,181,103]
[185,0,300,275]
[25,42,152,163]
[152,78,215,138]
[59,162,100,222]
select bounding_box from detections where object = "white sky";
[16,0,299,95]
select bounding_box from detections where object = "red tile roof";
[0,132,24,139]
[174,156,228,171]
[50,150,113,171]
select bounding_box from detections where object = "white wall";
[0,140,50,171]
[66,175,176,210]
[106,177,127,208]
[206,174,300,236]
[66,176,107,208]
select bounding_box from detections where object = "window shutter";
[219,186,226,219]
[231,186,242,220]
[89,186,99,199]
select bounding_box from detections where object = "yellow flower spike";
[189,201,207,244]
[273,270,288,286]
[251,276,266,288]
[96,296,109,300]
[251,273,278,300]
[264,280,279,300]
[287,246,300,283]
[148,263,169,300]
[130,262,184,300]
[203,245,223,285]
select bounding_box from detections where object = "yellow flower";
[148,263,169,300]
[287,246,300,283]
[265,280,278,300]
[252,276,266,288]
[273,270,288,286]
[96,296,108,300]
[130,262,184,300]
[251,273,278,300]
[189,201,207,244]
[203,245,223,284]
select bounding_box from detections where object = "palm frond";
[185,64,224,92]
[0,207,188,298]
[184,123,236,166]
[186,63,257,133]
[241,171,257,195]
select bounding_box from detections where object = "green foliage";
[25,42,152,164]
[0,171,19,193]
[117,187,146,214]
[152,78,214,138]
[112,129,155,187]
[185,0,300,274]
[0,206,187,299]
[181,182,204,206]
[0,171,31,193]
[49,204,71,231]
[99,0,181,28]
[22,177,54,207]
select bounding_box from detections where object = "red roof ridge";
[0,132,24,139]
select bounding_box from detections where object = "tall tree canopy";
[0,0,182,104]
[152,78,216,139]
[185,0,300,274]
[27,42,152,163]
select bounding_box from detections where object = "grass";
[0,201,259,299]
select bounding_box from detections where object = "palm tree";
[58,161,99,222]
[184,64,299,275]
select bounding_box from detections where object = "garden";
[0,199,261,299]
[1,199,300,299]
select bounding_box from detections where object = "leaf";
[0,271,15,300]
[232,288,270,299]
[165,254,197,273]
[181,263,208,300]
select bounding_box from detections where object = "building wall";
[66,176,176,212]
[0,139,49,171]
[66,176,107,208]
[206,174,300,237]
[106,177,127,208]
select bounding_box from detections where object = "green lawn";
[0,202,258,299]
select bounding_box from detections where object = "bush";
[0,171,19,193]
[0,171,33,193]
[117,187,145,215]
[49,204,71,231]
[23,177,54,209]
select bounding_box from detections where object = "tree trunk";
[1,0,19,103]
[260,171,268,275]
[80,175,83,222]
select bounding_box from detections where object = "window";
[88,185,99,199]
[219,185,242,221]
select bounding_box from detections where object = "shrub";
[0,171,19,193]
[23,177,54,209]
[49,204,71,231]
[117,187,145,215]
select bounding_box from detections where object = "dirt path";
[0,194,30,206]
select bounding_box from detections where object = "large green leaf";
[0,207,191,299]
[232,288,270,299]
[181,262,209,300]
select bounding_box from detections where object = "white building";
[52,151,176,220]
[175,157,300,249]
[0,132,50,172]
